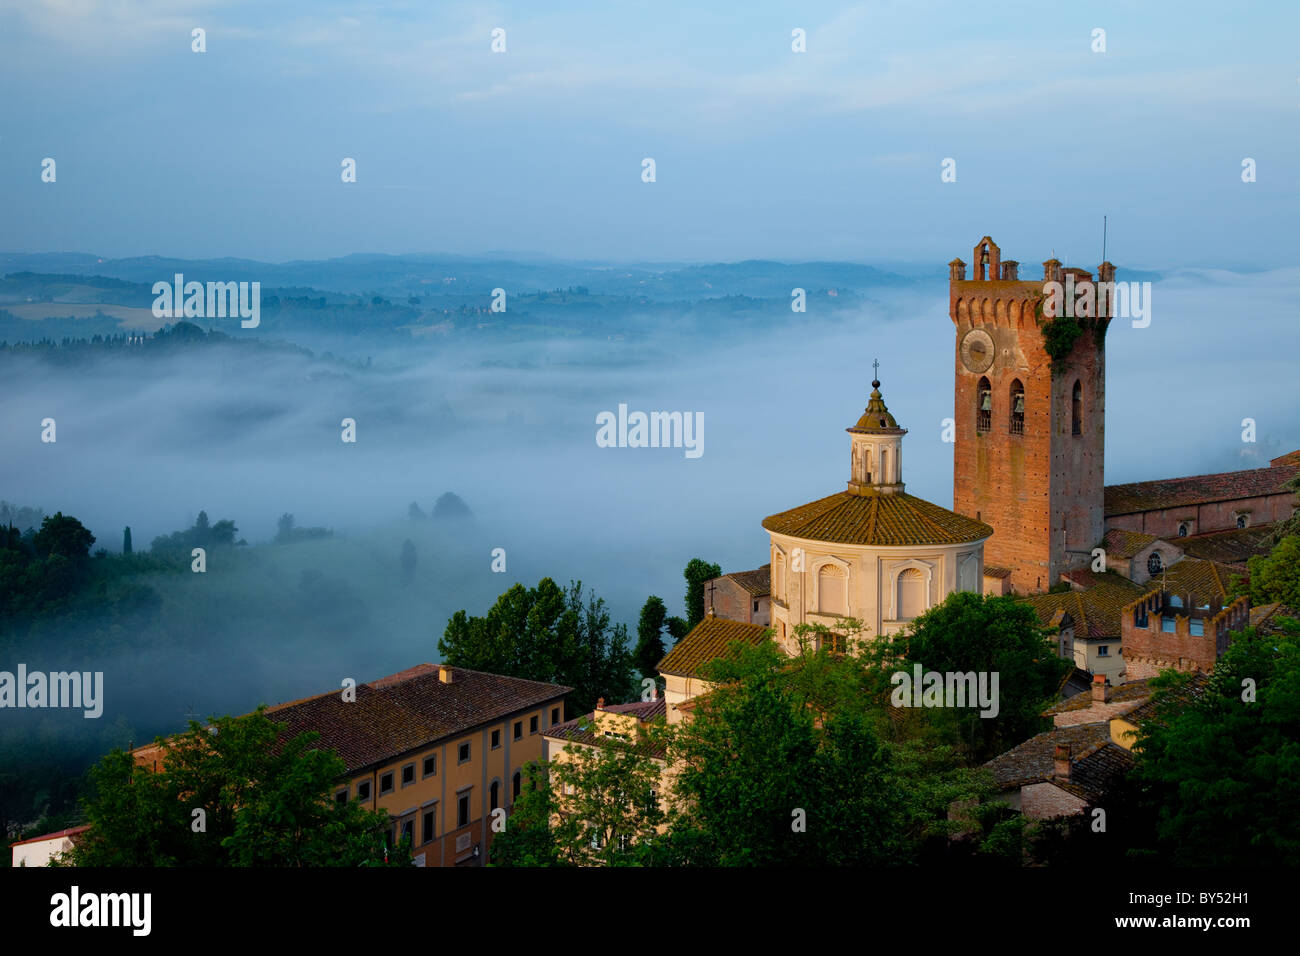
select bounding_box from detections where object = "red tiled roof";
[722,565,771,596]
[982,722,1133,802]
[262,665,570,774]
[763,491,992,546]
[1022,571,1147,639]
[983,565,1012,579]
[9,825,90,849]
[1177,523,1276,570]
[1104,465,1297,516]
[1101,528,1162,560]
[656,617,770,679]
[543,699,667,758]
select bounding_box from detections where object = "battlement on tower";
[949,237,1117,333]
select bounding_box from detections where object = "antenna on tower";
[1102,215,1108,262]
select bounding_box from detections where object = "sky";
[2,0,1298,269]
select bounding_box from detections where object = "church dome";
[762,491,992,547]
[851,379,903,433]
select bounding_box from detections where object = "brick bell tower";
[949,236,1113,594]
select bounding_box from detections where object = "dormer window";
[1147,552,1163,575]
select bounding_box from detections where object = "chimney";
[439,665,454,684]
[1091,674,1110,703]
[1053,744,1071,781]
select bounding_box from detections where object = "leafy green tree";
[1246,534,1300,609]
[663,640,998,865]
[634,596,669,678]
[33,512,95,561]
[666,616,689,644]
[493,739,665,867]
[122,526,132,555]
[150,511,239,555]
[1129,617,1300,865]
[440,578,636,716]
[683,558,721,629]
[489,762,562,866]
[867,591,1070,762]
[65,709,406,867]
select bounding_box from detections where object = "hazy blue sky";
[2,0,1297,268]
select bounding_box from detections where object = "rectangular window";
[491,729,501,749]
[422,754,436,777]
[529,715,539,734]
[513,720,523,740]
[551,706,560,724]
[1190,619,1205,636]
[380,771,395,794]
[458,741,470,764]
[457,792,471,828]
[335,788,348,805]
[1162,616,1177,633]
[422,809,435,844]
[400,818,414,845]
[401,763,415,787]
[356,780,372,801]
[1097,645,1109,657]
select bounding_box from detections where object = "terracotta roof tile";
[1102,528,1161,560]
[262,665,570,774]
[982,722,1132,802]
[543,699,667,758]
[1105,464,1297,516]
[1022,571,1146,639]
[722,565,771,596]
[1044,678,1154,716]
[983,565,1012,579]
[762,491,991,547]
[656,617,770,679]
[1177,523,1276,569]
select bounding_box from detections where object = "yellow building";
[134,663,570,867]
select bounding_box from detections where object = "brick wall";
[704,576,769,625]
[951,268,1106,595]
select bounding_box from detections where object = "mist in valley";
[2,264,1298,827]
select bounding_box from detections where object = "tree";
[1246,534,1300,609]
[866,591,1071,762]
[400,539,417,580]
[33,512,95,561]
[663,640,994,865]
[489,762,562,866]
[432,492,473,521]
[408,501,427,520]
[150,511,240,556]
[66,708,407,867]
[634,596,669,678]
[440,578,636,716]
[1129,617,1300,865]
[548,738,666,866]
[683,558,721,629]
[122,526,132,555]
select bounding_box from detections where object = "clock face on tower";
[959,328,995,374]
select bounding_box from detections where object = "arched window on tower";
[977,377,991,433]
[1071,380,1082,436]
[1009,379,1025,436]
